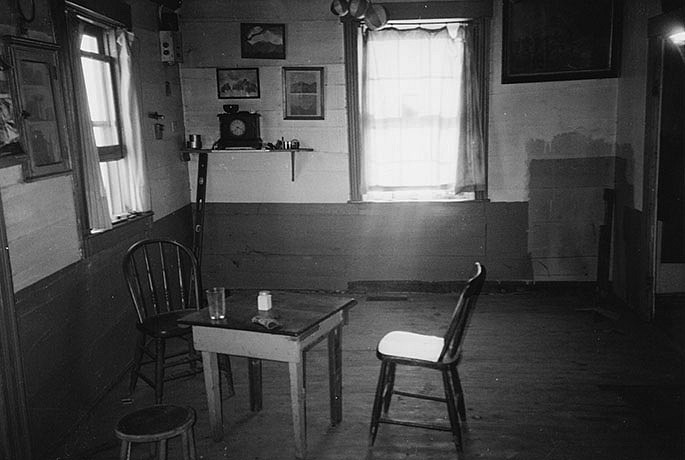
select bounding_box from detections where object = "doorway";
[655,38,685,294]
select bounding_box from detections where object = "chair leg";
[181,429,196,460]
[382,362,396,414]
[158,439,167,460]
[441,368,463,452]
[154,338,166,404]
[219,354,235,398]
[188,426,197,460]
[187,335,198,373]
[450,366,467,421]
[119,440,131,460]
[369,360,389,446]
[128,332,146,396]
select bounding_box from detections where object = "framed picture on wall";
[216,68,260,99]
[282,67,324,120]
[502,0,621,83]
[241,23,286,59]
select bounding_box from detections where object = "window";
[362,24,465,201]
[78,23,125,162]
[65,5,150,231]
[344,7,490,202]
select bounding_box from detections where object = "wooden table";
[179,291,357,459]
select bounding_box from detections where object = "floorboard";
[50,290,684,460]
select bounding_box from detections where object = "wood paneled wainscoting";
[200,201,531,291]
[14,205,193,458]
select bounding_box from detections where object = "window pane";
[362,26,462,197]
[80,56,120,147]
[80,34,99,53]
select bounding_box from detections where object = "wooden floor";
[50,289,684,460]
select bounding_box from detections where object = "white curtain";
[68,15,112,231]
[361,25,465,201]
[100,29,150,219]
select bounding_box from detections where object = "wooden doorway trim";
[0,190,33,458]
[641,8,685,320]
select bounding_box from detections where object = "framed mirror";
[4,36,71,179]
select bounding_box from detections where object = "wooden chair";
[115,404,196,460]
[368,262,486,453]
[123,238,233,404]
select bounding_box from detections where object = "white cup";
[206,287,226,320]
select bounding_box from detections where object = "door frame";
[0,188,32,458]
[642,8,685,320]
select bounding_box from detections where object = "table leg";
[328,325,343,425]
[201,351,223,441]
[289,360,307,459]
[248,358,263,412]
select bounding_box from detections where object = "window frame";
[77,20,126,162]
[51,0,142,251]
[342,1,491,203]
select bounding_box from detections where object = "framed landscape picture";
[282,67,324,120]
[502,0,621,83]
[241,23,286,59]
[216,68,260,99]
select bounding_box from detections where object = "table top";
[179,291,357,337]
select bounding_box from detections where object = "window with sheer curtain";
[79,24,125,162]
[363,25,465,201]
[68,10,150,230]
[346,16,489,202]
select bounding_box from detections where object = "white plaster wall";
[181,0,623,207]
[180,0,350,203]
[487,3,619,203]
[0,166,81,291]
[131,1,192,219]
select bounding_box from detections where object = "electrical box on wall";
[159,31,183,64]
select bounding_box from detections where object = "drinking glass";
[206,287,226,320]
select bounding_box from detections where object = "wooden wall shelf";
[182,148,314,182]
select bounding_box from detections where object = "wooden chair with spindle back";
[123,238,232,404]
[368,262,486,454]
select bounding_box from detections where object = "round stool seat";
[115,405,195,443]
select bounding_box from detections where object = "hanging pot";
[348,0,369,19]
[330,0,349,17]
[364,4,388,30]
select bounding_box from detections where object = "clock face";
[229,119,246,136]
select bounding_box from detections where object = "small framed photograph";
[282,67,324,120]
[216,67,260,99]
[241,23,286,59]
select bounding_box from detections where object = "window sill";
[348,198,490,204]
[83,211,153,258]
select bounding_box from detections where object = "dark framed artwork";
[282,67,324,120]
[241,23,286,59]
[502,0,621,84]
[216,68,260,99]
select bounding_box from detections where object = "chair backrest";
[123,238,202,323]
[438,262,486,363]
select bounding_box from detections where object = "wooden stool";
[115,405,196,460]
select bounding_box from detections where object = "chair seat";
[377,331,444,362]
[137,311,192,338]
[115,404,195,442]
